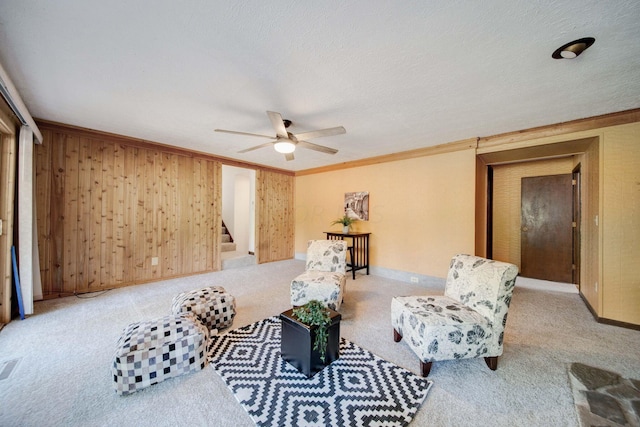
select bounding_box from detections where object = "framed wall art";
[344,191,369,221]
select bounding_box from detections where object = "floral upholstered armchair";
[290,240,348,311]
[391,254,518,376]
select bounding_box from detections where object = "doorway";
[520,173,573,282]
[480,137,598,294]
[221,165,256,268]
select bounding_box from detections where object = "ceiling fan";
[215,111,346,161]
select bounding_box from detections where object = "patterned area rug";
[209,317,432,426]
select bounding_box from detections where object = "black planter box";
[280,308,341,378]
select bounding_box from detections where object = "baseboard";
[368,266,444,289]
[597,317,640,331]
[515,276,578,293]
[579,292,598,319]
[579,292,640,331]
[293,253,445,289]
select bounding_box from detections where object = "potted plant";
[331,214,357,234]
[280,300,342,377]
[292,300,332,362]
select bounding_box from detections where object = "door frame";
[572,163,581,286]
[485,158,582,270]
[486,165,494,259]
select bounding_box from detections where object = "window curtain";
[18,125,42,314]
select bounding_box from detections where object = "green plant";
[331,215,357,227]
[292,300,332,362]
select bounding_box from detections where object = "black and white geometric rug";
[208,317,432,427]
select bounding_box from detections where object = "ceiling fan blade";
[237,142,275,153]
[297,140,338,155]
[285,152,295,161]
[267,111,289,138]
[293,126,346,141]
[215,129,276,139]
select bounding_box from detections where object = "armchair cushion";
[291,240,348,311]
[391,295,493,362]
[391,254,518,375]
[291,270,346,311]
[305,239,348,274]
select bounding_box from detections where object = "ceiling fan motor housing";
[215,111,345,160]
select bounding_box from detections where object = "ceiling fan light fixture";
[274,141,296,154]
[552,37,595,59]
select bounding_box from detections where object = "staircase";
[220,221,256,270]
[221,222,236,252]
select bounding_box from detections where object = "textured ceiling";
[1,1,639,171]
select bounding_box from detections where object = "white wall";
[221,165,255,253]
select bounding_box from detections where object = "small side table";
[324,232,371,279]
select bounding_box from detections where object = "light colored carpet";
[0,260,639,426]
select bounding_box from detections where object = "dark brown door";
[521,174,573,282]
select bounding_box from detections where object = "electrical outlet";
[151,257,159,266]
[410,277,419,283]
[595,281,598,292]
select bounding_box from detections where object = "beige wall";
[479,121,639,326]
[602,122,640,324]
[296,119,639,326]
[295,148,476,278]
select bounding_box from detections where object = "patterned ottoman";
[112,313,209,395]
[170,286,236,333]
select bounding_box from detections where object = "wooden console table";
[324,232,371,279]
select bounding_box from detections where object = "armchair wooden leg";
[393,329,402,342]
[420,361,432,377]
[484,356,498,371]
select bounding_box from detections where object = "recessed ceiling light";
[552,37,595,59]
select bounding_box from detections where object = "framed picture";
[344,191,369,221]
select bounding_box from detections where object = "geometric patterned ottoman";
[111,312,209,395]
[170,286,236,334]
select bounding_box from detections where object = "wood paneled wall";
[0,102,18,323]
[256,170,294,263]
[36,127,222,297]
